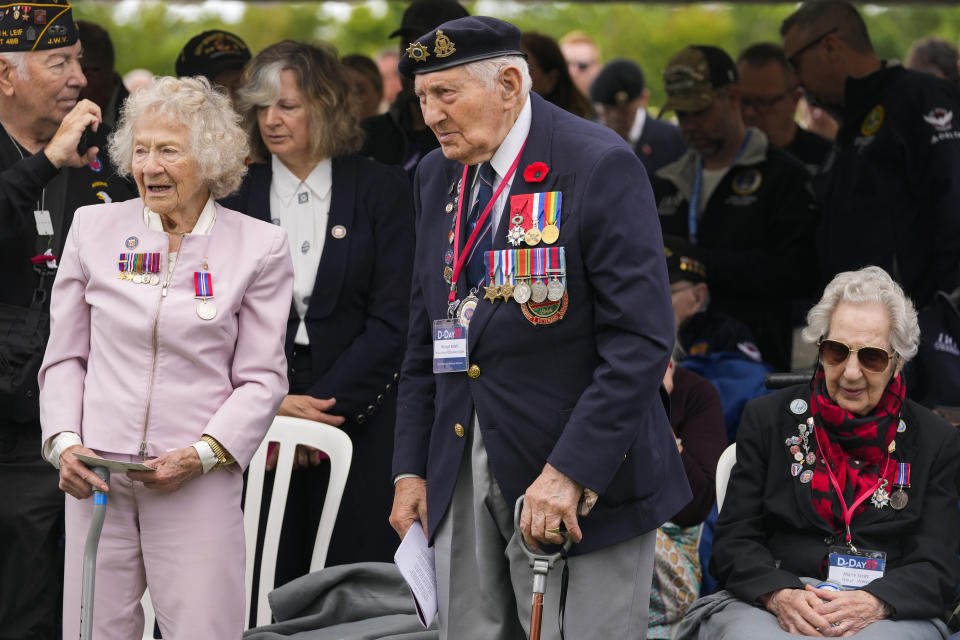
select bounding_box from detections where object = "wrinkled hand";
[59,445,110,499]
[277,395,346,426]
[809,585,890,637]
[264,443,326,471]
[127,447,201,492]
[520,463,584,550]
[389,477,427,539]
[763,588,830,636]
[44,99,102,169]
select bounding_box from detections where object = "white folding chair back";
[715,443,737,512]
[140,416,353,636]
[243,416,353,628]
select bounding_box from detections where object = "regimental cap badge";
[433,30,456,58]
[406,41,430,63]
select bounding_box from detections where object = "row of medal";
[117,251,218,320]
[786,404,911,510]
[118,252,161,285]
[506,191,562,247]
[482,247,566,304]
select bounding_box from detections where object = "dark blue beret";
[398,16,526,79]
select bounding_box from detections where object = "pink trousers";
[63,455,245,640]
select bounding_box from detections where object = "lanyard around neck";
[812,424,890,551]
[448,139,527,304]
[688,129,752,245]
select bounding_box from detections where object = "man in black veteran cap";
[175,29,251,103]
[652,45,819,372]
[0,2,133,637]
[591,58,686,176]
[390,15,690,639]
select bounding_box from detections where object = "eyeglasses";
[740,89,793,112]
[817,338,895,373]
[787,27,839,70]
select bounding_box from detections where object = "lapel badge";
[789,398,808,415]
[731,168,762,195]
[860,105,884,137]
[433,30,455,58]
[406,42,430,63]
[331,225,347,239]
[125,236,139,249]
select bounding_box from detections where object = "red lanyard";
[448,140,527,303]
[813,425,890,551]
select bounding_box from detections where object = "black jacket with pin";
[712,384,960,620]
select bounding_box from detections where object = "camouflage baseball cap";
[661,45,738,113]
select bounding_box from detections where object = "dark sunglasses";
[787,27,839,69]
[818,338,895,373]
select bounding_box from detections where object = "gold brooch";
[406,42,430,63]
[434,30,456,58]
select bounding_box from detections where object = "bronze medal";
[525,228,541,246]
[889,489,908,510]
[499,283,515,302]
[541,224,559,245]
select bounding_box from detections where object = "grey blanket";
[243,562,439,640]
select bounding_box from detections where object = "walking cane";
[79,465,111,640]
[513,496,573,640]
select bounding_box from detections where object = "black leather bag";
[0,303,49,422]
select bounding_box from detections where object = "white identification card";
[433,318,469,373]
[34,209,54,236]
[827,546,886,588]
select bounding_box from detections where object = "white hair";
[463,54,532,98]
[108,76,249,199]
[0,51,30,78]
[801,266,920,362]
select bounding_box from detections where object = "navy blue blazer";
[634,112,686,176]
[393,93,692,555]
[222,155,414,425]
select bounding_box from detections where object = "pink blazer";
[39,198,294,470]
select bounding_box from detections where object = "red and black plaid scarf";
[807,370,903,532]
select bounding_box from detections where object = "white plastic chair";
[715,443,737,512]
[140,416,353,636]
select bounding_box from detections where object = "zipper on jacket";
[140,242,182,459]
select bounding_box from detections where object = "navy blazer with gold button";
[393,92,692,554]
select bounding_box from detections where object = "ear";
[692,282,709,310]
[0,57,17,97]
[639,88,651,108]
[499,65,523,108]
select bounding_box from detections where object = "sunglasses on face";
[817,338,895,373]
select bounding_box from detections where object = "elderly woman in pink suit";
[37,76,294,640]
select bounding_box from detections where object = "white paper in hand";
[393,523,437,628]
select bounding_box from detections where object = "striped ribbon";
[194,271,213,298]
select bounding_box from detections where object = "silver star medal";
[871,480,890,509]
[506,214,525,246]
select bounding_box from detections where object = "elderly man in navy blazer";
[389,16,691,639]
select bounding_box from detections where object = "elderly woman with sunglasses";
[678,266,960,640]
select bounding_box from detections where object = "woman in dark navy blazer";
[224,40,414,583]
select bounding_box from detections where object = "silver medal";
[150,274,160,286]
[132,273,143,284]
[889,489,908,510]
[513,280,532,304]
[546,278,564,302]
[531,280,548,303]
[457,295,478,326]
[197,300,217,320]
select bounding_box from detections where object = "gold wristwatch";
[200,434,235,469]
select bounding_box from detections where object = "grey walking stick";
[514,496,573,640]
[79,465,110,640]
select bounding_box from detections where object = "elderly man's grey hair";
[801,266,920,362]
[464,55,532,98]
[108,76,249,199]
[0,51,30,78]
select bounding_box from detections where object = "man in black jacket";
[653,45,819,372]
[0,4,133,638]
[782,0,960,309]
[590,58,686,177]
